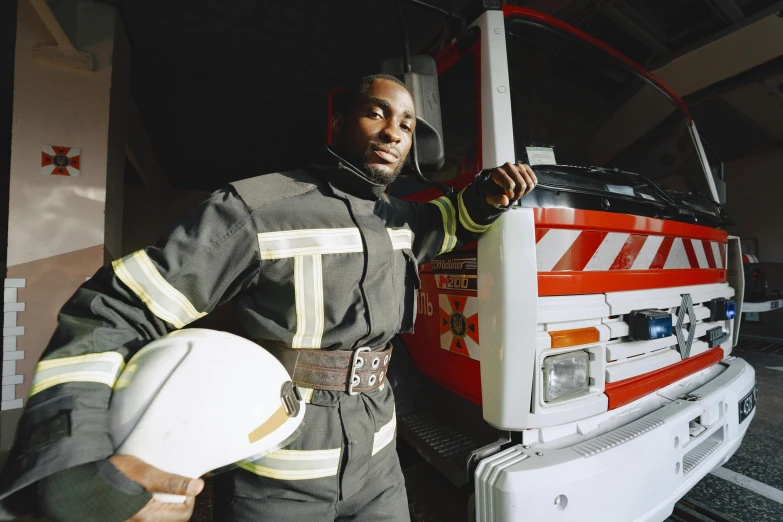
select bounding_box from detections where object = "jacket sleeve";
[407,170,508,265]
[0,187,261,518]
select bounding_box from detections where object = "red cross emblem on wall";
[42,146,81,176]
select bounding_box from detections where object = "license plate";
[738,385,757,424]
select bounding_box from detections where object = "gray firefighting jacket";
[0,146,505,517]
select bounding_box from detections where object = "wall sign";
[42,146,81,176]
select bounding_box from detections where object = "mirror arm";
[410,128,454,197]
[395,0,412,73]
[395,0,453,197]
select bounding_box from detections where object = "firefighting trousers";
[213,383,410,521]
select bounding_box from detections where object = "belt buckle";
[348,347,371,395]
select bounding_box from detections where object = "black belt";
[259,342,393,395]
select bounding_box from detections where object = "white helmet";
[110,329,305,502]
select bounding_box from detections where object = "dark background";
[82,0,783,192]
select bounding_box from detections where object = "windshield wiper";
[664,189,736,226]
[583,166,679,207]
[533,164,678,207]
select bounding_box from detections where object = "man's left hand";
[486,162,537,207]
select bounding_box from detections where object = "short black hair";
[339,73,412,114]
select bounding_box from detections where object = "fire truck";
[376,4,757,521]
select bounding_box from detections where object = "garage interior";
[1,0,783,521]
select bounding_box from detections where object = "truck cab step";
[398,412,479,488]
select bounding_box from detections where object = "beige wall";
[725,147,783,262]
[7,0,120,268]
[724,147,783,290]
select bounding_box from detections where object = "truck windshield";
[505,17,715,204]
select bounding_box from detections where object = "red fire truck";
[381,5,756,521]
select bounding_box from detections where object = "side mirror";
[381,55,445,173]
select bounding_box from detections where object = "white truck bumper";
[475,357,756,522]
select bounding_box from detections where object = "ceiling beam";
[652,14,783,97]
[125,100,173,194]
[683,55,783,104]
[28,0,73,49]
[603,6,670,55]
[648,0,783,70]
[712,0,745,23]
[28,0,94,71]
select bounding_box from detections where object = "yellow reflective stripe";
[113,256,183,328]
[133,251,205,322]
[112,250,206,328]
[291,254,325,349]
[372,409,396,456]
[457,188,491,234]
[429,197,457,254]
[312,254,324,349]
[387,228,412,250]
[35,352,125,372]
[264,448,341,461]
[29,352,126,397]
[29,372,116,396]
[292,255,307,348]
[238,447,342,480]
[257,228,363,260]
[237,462,338,480]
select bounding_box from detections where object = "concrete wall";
[724,146,783,290]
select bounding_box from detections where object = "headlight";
[543,351,590,402]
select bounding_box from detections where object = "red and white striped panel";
[742,254,759,264]
[535,229,727,272]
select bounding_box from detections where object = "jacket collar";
[310,145,387,201]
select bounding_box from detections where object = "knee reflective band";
[372,410,396,456]
[238,408,396,481]
[238,448,343,480]
[109,329,305,502]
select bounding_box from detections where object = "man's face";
[332,79,416,185]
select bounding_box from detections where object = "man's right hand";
[109,455,204,522]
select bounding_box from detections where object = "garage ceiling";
[102,0,783,190]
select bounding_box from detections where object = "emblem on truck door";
[438,294,480,360]
[675,293,697,359]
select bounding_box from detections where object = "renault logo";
[675,293,696,359]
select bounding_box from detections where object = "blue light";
[628,310,673,341]
[726,301,736,320]
[648,315,673,340]
[709,298,736,321]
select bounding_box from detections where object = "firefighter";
[0,74,536,521]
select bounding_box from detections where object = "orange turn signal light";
[549,327,600,349]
